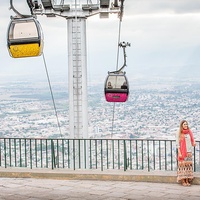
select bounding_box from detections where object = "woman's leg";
[181,179,187,186]
[185,178,191,186]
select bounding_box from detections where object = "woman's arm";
[178,147,182,158]
[189,130,196,146]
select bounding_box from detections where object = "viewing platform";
[1,138,200,199]
[0,168,200,200]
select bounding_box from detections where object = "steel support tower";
[33,0,122,140]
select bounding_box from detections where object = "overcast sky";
[1,0,200,84]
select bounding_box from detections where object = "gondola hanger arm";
[9,0,36,18]
[110,41,130,74]
[119,0,125,22]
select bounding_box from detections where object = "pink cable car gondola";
[104,71,129,102]
[104,42,130,103]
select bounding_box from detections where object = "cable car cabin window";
[7,18,44,58]
[9,21,38,40]
[106,75,127,89]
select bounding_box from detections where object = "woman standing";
[176,120,196,186]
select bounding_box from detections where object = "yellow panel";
[9,43,42,58]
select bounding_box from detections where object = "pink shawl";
[178,129,195,161]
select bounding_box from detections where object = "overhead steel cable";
[42,53,63,138]
[9,0,63,138]
[111,0,125,138]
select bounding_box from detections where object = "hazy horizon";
[0,0,200,86]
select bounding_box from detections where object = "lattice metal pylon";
[68,17,88,139]
[32,1,122,140]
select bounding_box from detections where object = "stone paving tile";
[1,178,200,200]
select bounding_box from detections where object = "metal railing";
[0,138,199,172]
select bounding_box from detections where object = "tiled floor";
[0,178,200,200]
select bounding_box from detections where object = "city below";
[0,74,200,141]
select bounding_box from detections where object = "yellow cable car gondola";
[7,17,44,58]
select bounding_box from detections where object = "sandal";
[182,182,187,186]
[181,180,187,186]
[186,182,191,186]
[186,179,191,186]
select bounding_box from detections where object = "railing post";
[0,139,1,167]
[159,140,161,170]
[136,140,138,170]
[89,139,92,169]
[112,140,114,169]
[165,140,167,170]
[67,139,70,168]
[40,139,42,168]
[56,139,59,168]
[30,139,32,169]
[153,140,155,170]
[129,140,132,170]
[141,140,144,169]
[106,140,109,169]
[9,139,11,167]
[19,139,22,167]
[25,139,27,167]
[62,139,65,168]
[147,140,150,172]
[84,139,87,169]
[194,145,196,172]
[73,139,75,170]
[124,140,127,171]
[101,140,103,171]
[78,139,81,169]
[45,139,48,168]
[118,140,120,169]
[4,138,7,168]
[170,141,173,171]
[35,139,37,168]
[14,139,17,167]
[51,140,55,170]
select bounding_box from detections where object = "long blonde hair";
[178,120,190,140]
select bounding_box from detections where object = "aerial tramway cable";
[111,0,125,137]
[111,19,122,137]
[42,54,63,138]
[9,0,63,137]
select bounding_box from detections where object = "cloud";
[125,0,200,15]
[1,0,200,82]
